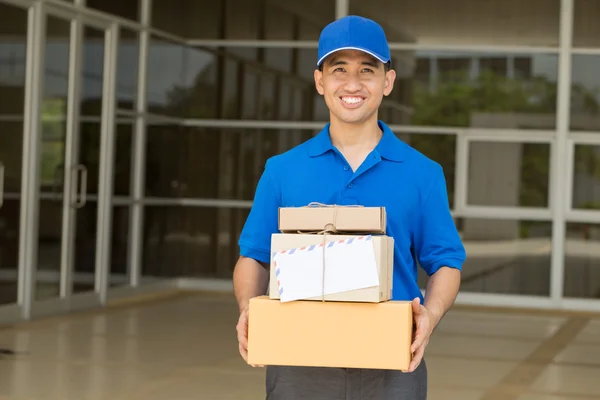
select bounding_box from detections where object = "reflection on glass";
[36,16,71,301]
[467,141,550,208]
[573,0,600,48]
[407,51,558,129]
[571,55,600,131]
[0,122,24,306]
[81,27,105,117]
[73,206,131,292]
[116,30,139,110]
[169,47,559,126]
[0,4,27,116]
[146,37,217,118]
[0,3,26,306]
[349,0,560,46]
[86,0,139,21]
[564,223,600,299]
[572,144,600,210]
[150,0,331,40]
[142,207,249,279]
[419,218,552,296]
[145,127,318,199]
[77,123,132,197]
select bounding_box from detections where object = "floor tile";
[517,393,600,400]
[529,364,600,397]
[436,311,566,340]
[428,387,485,400]
[425,356,517,389]
[553,343,600,367]
[573,319,600,344]
[427,334,540,361]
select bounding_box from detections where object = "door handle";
[0,162,4,208]
[72,164,88,209]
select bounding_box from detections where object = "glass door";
[27,4,118,317]
[0,1,28,319]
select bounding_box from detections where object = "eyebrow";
[328,58,381,68]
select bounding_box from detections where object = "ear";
[383,69,396,97]
[314,69,325,95]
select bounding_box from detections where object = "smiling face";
[314,49,396,126]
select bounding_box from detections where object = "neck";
[328,116,382,151]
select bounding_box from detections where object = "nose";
[343,72,362,92]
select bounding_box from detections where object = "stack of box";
[247,204,413,371]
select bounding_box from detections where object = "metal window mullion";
[127,0,151,288]
[550,0,574,304]
[1,0,35,9]
[18,1,46,320]
[335,0,349,19]
[58,12,84,299]
[94,23,119,304]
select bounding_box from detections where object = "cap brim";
[316,46,389,67]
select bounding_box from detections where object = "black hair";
[317,60,392,72]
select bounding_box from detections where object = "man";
[233,15,466,400]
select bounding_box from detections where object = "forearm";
[423,266,461,328]
[233,256,270,313]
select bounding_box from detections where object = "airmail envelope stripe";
[274,235,372,256]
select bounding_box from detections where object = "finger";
[411,322,428,353]
[408,342,426,372]
[239,342,248,363]
[237,324,248,347]
[411,297,421,314]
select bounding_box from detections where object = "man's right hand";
[236,305,264,367]
[236,306,250,362]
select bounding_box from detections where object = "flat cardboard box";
[247,296,413,370]
[269,233,394,303]
[278,206,386,234]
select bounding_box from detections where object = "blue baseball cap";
[317,15,391,67]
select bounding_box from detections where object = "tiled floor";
[0,291,598,400]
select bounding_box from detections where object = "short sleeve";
[413,164,466,276]
[238,159,280,264]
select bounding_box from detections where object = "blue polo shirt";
[238,120,466,302]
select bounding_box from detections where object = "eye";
[333,67,345,72]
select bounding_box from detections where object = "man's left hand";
[405,297,436,373]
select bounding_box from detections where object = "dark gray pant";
[265,361,427,400]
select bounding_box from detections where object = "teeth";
[342,97,362,104]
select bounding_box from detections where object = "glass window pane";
[349,0,560,46]
[572,144,600,210]
[147,37,218,118]
[184,47,320,121]
[81,26,105,117]
[406,51,558,130]
[116,29,139,111]
[145,127,319,199]
[0,3,27,116]
[574,0,600,48]
[151,0,333,39]
[564,223,600,299]
[142,207,250,278]
[86,0,140,21]
[571,55,600,132]
[422,218,552,296]
[467,141,550,208]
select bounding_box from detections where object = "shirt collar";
[309,120,405,162]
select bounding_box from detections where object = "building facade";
[0,0,599,323]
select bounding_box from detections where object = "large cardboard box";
[278,206,386,234]
[247,296,413,370]
[269,233,394,303]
